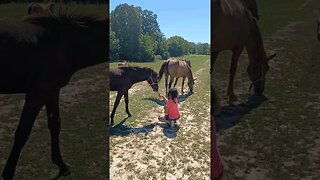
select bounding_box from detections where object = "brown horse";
[27,0,55,15]
[158,58,195,95]
[0,13,107,179]
[172,58,191,89]
[212,0,276,102]
[317,17,320,42]
[109,66,159,125]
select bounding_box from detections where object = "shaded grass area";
[214,0,320,179]
[0,3,108,179]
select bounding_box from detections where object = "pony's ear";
[267,52,277,61]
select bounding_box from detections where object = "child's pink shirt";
[165,98,180,119]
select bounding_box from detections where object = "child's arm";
[158,93,168,101]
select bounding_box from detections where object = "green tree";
[167,36,189,57]
[138,34,156,62]
[109,27,120,61]
[110,4,141,60]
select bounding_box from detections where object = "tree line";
[110,3,210,62]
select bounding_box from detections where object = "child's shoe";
[169,120,175,128]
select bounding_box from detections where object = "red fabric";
[165,98,180,119]
[212,116,224,179]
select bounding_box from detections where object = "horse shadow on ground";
[109,118,180,139]
[143,91,193,106]
[215,95,268,132]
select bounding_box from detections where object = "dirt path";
[110,60,210,179]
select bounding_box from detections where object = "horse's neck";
[131,69,150,84]
[246,21,266,65]
[187,70,193,81]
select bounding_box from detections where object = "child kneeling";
[158,87,180,128]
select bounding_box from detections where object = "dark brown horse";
[0,13,107,179]
[158,58,195,95]
[212,0,276,102]
[317,17,320,42]
[109,66,158,125]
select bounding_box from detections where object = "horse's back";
[212,1,251,52]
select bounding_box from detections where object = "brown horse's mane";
[220,0,246,16]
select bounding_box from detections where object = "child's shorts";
[165,115,178,124]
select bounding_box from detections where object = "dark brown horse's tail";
[158,60,169,81]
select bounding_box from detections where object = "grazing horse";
[109,66,159,125]
[212,0,276,102]
[0,13,107,179]
[27,0,55,15]
[172,58,191,88]
[317,17,320,42]
[158,58,196,95]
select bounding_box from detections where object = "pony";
[0,12,107,179]
[212,0,276,102]
[109,66,159,125]
[158,58,196,95]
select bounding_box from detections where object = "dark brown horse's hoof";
[50,166,71,180]
[228,95,238,102]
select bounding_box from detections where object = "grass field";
[0,3,108,179]
[109,55,211,179]
[214,0,320,179]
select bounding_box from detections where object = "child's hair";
[168,87,178,103]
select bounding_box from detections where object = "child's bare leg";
[158,116,169,124]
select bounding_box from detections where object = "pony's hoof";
[60,164,71,177]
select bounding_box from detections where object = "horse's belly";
[0,76,27,93]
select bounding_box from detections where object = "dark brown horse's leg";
[211,51,220,74]
[227,48,243,102]
[2,92,44,180]
[174,78,179,87]
[110,91,123,125]
[124,90,131,118]
[45,90,70,178]
[181,77,186,95]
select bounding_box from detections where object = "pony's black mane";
[118,66,155,73]
[23,10,105,28]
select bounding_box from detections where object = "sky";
[110,0,210,44]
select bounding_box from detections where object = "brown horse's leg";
[165,74,169,94]
[124,91,131,117]
[168,76,174,90]
[181,77,186,95]
[45,90,70,178]
[2,92,44,179]
[110,91,123,125]
[227,48,243,102]
[174,78,179,87]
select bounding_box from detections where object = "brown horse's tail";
[158,60,168,81]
